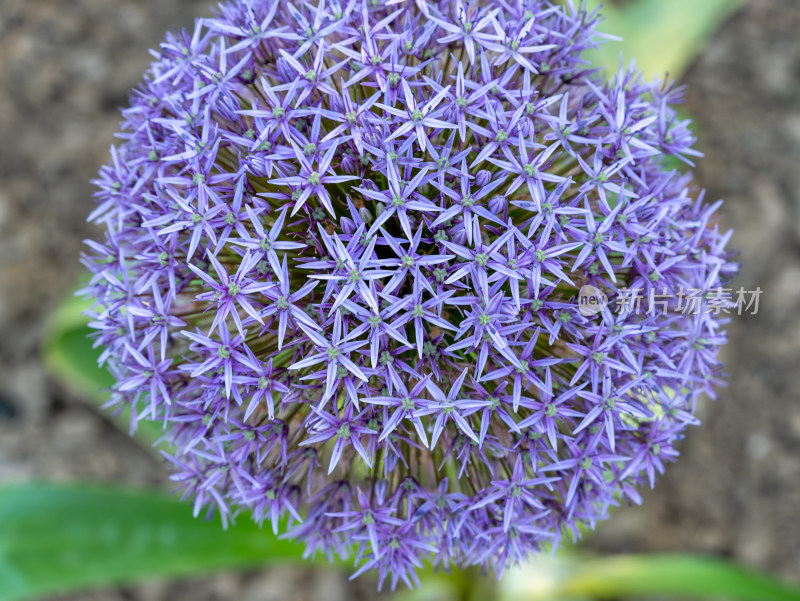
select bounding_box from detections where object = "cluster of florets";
[83,0,736,588]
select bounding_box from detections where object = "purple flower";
[84,0,736,588]
[187,250,274,336]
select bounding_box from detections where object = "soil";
[0,0,798,599]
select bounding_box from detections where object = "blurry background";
[0,0,799,599]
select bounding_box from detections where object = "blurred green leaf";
[43,293,165,448]
[500,553,800,601]
[582,0,743,80]
[43,294,114,395]
[0,483,307,601]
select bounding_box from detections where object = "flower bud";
[488,194,507,215]
[475,169,492,188]
[358,206,373,224]
[275,57,294,83]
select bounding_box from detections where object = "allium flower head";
[84,0,736,587]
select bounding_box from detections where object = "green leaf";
[500,553,800,601]
[580,0,743,80]
[43,294,114,396]
[0,483,307,601]
[42,293,165,448]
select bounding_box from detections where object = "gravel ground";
[0,0,798,599]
